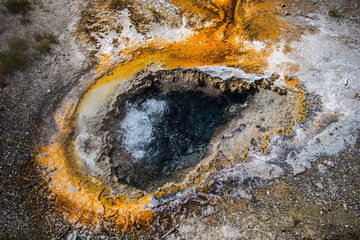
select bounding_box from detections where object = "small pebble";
[317,164,327,174]
[324,160,335,167]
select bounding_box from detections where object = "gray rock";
[67,232,78,240]
[324,160,335,167]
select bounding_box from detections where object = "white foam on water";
[121,98,167,160]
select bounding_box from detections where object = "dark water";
[120,91,245,172]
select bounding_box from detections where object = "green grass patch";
[0,32,58,78]
[0,51,26,74]
[4,0,31,14]
[0,37,28,75]
[290,212,302,226]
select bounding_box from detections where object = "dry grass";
[34,32,58,53]
[0,51,26,74]
[35,42,51,53]
[34,32,57,43]
[0,37,28,75]
[329,8,342,18]
[4,0,31,14]
[7,37,28,52]
[19,16,31,24]
[0,75,6,87]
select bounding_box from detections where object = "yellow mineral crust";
[36,113,153,231]
[95,53,113,76]
[36,0,307,233]
[94,0,289,77]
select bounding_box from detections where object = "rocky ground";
[158,136,360,240]
[0,0,91,238]
[0,0,360,239]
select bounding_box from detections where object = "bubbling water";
[118,91,245,172]
[120,98,168,160]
